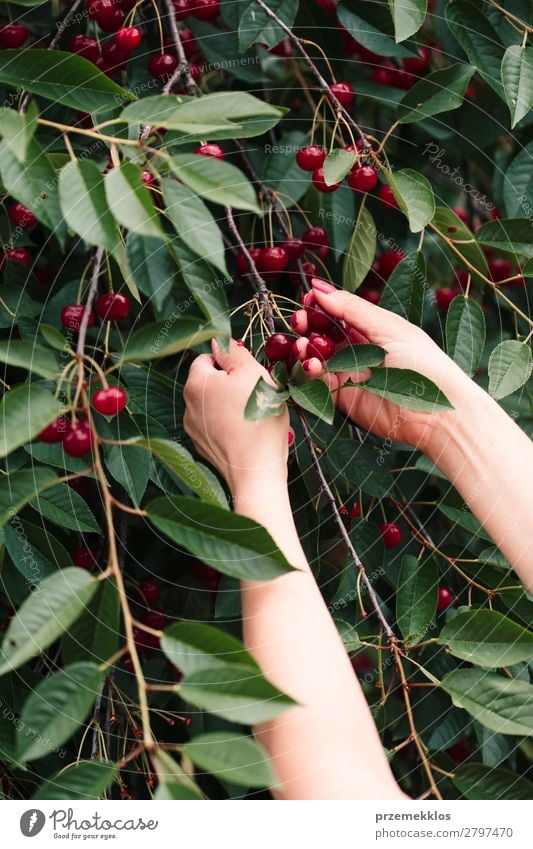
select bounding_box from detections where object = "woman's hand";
[183,338,290,496]
[311,277,475,452]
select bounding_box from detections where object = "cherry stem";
[226,206,275,333]
[76,247,104,356]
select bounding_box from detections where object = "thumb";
[311,278,393,346]
[211,338,256,373]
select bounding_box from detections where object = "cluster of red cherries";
[296,141,393,199]
[236,224,333,286]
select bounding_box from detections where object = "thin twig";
[226,207,275,333]
[77,248,104,356]
[161,0,201,95]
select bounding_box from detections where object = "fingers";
[311,278,395,346]
[212,338,257,373]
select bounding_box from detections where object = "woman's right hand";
[311,277,476,453]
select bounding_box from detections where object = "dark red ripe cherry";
[63,421,94,457]
[148,53,177,77]
[402,47,430,74]
[371,67,394,86]
[139,579,161,605]
[6,248,30,266]
[296,145,327,172]
[265,333,294,362]
[270,38,292,57]
[69,35,100,61]
[452,205,469,225]
[190,0,220,20]
[0,23,27,48]
[115,26,141,51]
[92,386,128,416]
[236,247,261,275]
[180,28,197,58]
[488,257,513,283]
[96,293,130,321]
[8,202,37,228]
[350,501,361,520]
[348,165,378,193]
[73,547,97,569]
[307,334,335,361]
[360,288,381,305]
[435,287,457,311]
[302,226,329,248]
[330,81,354,107]
[280,238,305,261]
[61,305,95,332]
[306,305,333,333]
[437,586,454,611]
[39,416,69,444]
[141,169,155,186]
[173,0,191,19]
[379,250,405,278]
[377,183,398,207]
[312,167,340,193]
[194,143,224,160]
[257,246,289,274]
[379,522,402,548]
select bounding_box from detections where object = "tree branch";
[161,0,201,95]
[226,206,275,333]
[77,247,104,356]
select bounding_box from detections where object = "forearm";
[232,473,404,800]
[424,380,533,590]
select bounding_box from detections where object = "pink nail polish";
[311,277,336,294]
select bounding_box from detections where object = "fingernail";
[311,277,336,294]
[211,338,221,355]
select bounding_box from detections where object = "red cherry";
[179,28,197,58]
[194,143,224,160]
[350,501,361,520]
[63,421,94,457]
[388,67,416,89]
[257,246,289,274]
[379,522,402,548]
[192,559,220,590]
[378,250,405,279]
[270,37,292,57]
[38,416,69,444]
[86,0,113,22]
[402,47,430,74]
[315,0,337,14]
[306,304,333,333]
[488,257,513,283]
[265,332,294,362]
[173,0,191,19]
[360,288,381,305]
[296,145,327,172]
[61,305,95,332]
[291,336,310,363]
[68,34,100,61]
[102,40,129,68]
[115,26,142,51]
[141,169,155,187]
[8,202,37,228]
[437,586,454,611]
[95,293,130,321]
[435,287,457,310]
[69,477,91,497]
[377,184,398,207]
[452,205,469,225]
[307,334,335,361]
[73,547,98,569]
[348,165,378,193]
[139,579,161,605]
[0,23,27,48]
[148,53,177,78]
[312,167,340,193]
[189,0,219,20]
[490,207,502,220]
[290,309,309,335]
[236,247,261,275]
[6,248,31,266]
[92,386,128,415]
[280,237,305,261]
[330,81,355,107]
[371,67,394,86]
[302,226,329,249]
[446,738,470,764]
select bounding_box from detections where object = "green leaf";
[388,168,435,232]
[0,384,60,458]
[334,618,362,652]
[437,502,493,542]
[0,568,97,675]
[171,239,231,331]
[441,668,533,736]
[397,63,475,123]
[161,622,258,676]
[326,344,387,372]
[245,377,289,421]
[0,468,57,527]
[119,318,219,363]
[168,153,259,213]
[388,0,427,42]
[445,296,486,377]
[162,178,228,277]
[238,0,299,51]
[440,609,533,667]
[103,424,149,508]
[61,579,120,666]
[503,142,533,219]
[476,218,533,259]
[0,50,134,113]
[323,148,358,186]
[180,664,296,723]
[432,207,489,279]
[337,4,415,58]
[33,760,116,800]
[488,340,533,400]
[5,518,69,584]
[125,234,176,313]
[0,103,38,164]
[358,368,454,412]
[40,323,71,353]
[17,662,103,762]
[343,205,377,292]
[0,341,58,380]
[32,483,101,534]
[130,437,228,507]
[153,749,205,797]
[326,439,394,498]
[501,45,533,128]
[445,1,505,97]
[453,763,533,800]
[188,20,263,83]
[289,380,335,425]
[59,160,119,253]
[147,495,296,581]
[396,554,437,645]
[379,251,425,324]
[183,732,276,788]
[105,163,165,240]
